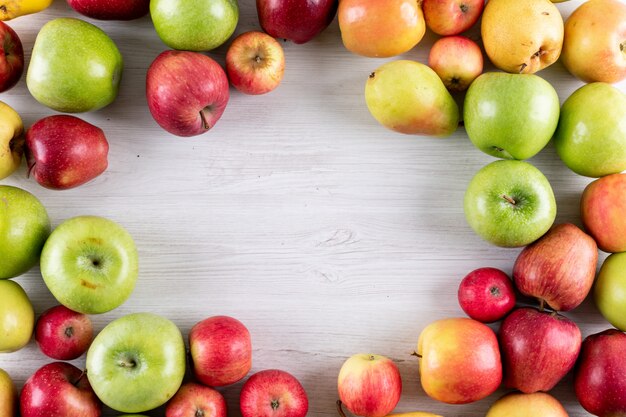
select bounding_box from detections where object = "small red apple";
[458,267,515,323]
[67,0,150,20]
[256,0,338,44]
[240,369,308,417]
[0,21,23,93]
[422,0,484,35]
[226,31,285,95]
[165,382,227,417]
[428,35,483,92]
[35,305,93,360]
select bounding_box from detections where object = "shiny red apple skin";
[422,0,484,35]
[20,362,101,417]
[581,173,626,253]
[35,305,93,360]
[146,50,230,137]
[256,0,338,44]
[512,223,598,311]
[0,21,23,93]
[575,329,626,416]
[25,115,109,190]
[428,35,483,92]
[240,369,308,417]
[457,267,515,323]
[226,31,285,95]
[189,315,252,387]
[165,382,227,417]
[66,0,149,20]
[499,307,582,393]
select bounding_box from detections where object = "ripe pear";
[481,0,563,74]
[0,0,53,20]
[0,368,17,417]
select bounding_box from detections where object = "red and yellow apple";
[422,0,484,35]
[428,35,483,92]
[0,101,24,181]
[486,392,568,417]
[581,173,626,253]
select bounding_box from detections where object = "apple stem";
[337,400,349,417]
[199,108,211,130]
[73,370,87,387]
[539,299,545,312]
[369,72,376,79]
[410,351,422,358]
[519,63,527,73]
[501,194,516,206]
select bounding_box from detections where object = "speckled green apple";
[26,18,123,113]
[0,280,34,353]
[594,253,626,331]
[86,313,186,413]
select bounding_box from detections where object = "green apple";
[594,253,626,331]
[553,83,626,177]
[464,160,556,247]
[365,60,459,137]
[40,216,138,314]
[150,0,239,51]
[0,280,34,352]
[86,313,186,413]
[26,17,123,113]
[464,72,560,160]
[0,185,50,279]
[0,368,17,417]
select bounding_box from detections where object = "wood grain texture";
[0,0,624,416]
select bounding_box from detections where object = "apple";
[561,0,626,83]
[25,115,109,190]
[0,281,35,354]
[499,307,581,393]
[20,362,101,417]
[0,368,17,417]
[0,185,50,279]
[581,174,626,253]
[457,267,516,323]
[240,369,308,417]
[338,0,425,58]
[257,0,337,44]
[0,21,23,92]
[189,315,252,387]
[337,354,402,417]
[486,392,568,417]
[35,305,93,360]
[336,402,442,417]
[464,160,556,248]
[594,253,626,331]
[553,82,626,178]
[86,312,186,413]
[428,35,483,92]
[67,0,150,20]
[0,101,24,181]
[151,0,238,51]
[0,0,52,20]
[417,317,502,404]
[422,0,484,35]
[574,329,626,416]
[225,31,285,95]
[40,215,139,314]
[165,382,227,417]
[365,60,459,136]
[26,18,123,113]
[146,50,230,137]
[463,72,560,160]
[512,223,598,311]
[481,0,563,74]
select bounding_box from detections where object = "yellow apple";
[0,101,23,180]
[486,392,568,417]
[0,368,17,417]
[0,279,34,352]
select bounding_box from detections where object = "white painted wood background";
[1,0,625,415]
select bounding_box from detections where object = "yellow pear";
[481,0,564,74]
[0,368,17,417]
[0,101,24,180]
[0,0,54,21]
[486,392,569,417]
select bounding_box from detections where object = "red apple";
[240,369,308,417]
[428,35,483,92]
[337,354,401,417]
[20,362,101,417]
[35,305,93,360]
[499,307,582,393]
[165,382,227,417]
[256,0,337,44]
[66,0,149,20]
[189,315,252,387]
[25,115,109,190]
[0,21,23,93]
[512,223,598,311]
[457,267,515,323]
[581,173,626,253]
[422,0,484,36]
[575,329,626,416]
[146,50,230,137]
[226,31,285,95]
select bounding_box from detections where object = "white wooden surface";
[1,1,625,416]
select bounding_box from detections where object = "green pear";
[27,18,123,113]
[0,280,35,353]
[554,82,626,177]
[365,60,459,137]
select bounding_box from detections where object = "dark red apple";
[422,0,484,35]
[146,50,230,137]
[499,307,582,393]
[240,369,308,417]
[457,267,515,323]
[35,305,93,360]
[189,315,252,387]
[165,382,227,417]
[575,329,626,416]
[513,223,598,311]
[20,362,101,417]
[256,0,338,44]
[66,0,150,20]
[25,115,109,190]
[0,21,24,93]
